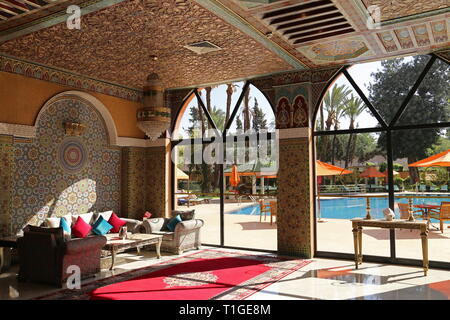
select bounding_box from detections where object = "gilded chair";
[258,199,271,222]
[269,201,277,225]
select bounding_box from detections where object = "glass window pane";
[315,76,381,132]
[349,55,432,124]
[397,57,450,126]
[173,143,221,246]
[316,132,390,257]
[392,127,450,263]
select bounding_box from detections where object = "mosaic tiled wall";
[146,146,169,218]
[277,138,313,258]
[275,84,309,129]
[121,147,148,220]
[0,136,13,237]
[9,97,121,234]
[121,145,169,220]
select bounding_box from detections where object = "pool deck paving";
[180,202,450,262]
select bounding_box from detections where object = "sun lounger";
[441,185,448,192]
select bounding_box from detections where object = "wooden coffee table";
[102,233,163,270]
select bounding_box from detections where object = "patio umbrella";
[360,166,385,192]
[360,166,385,178]
[409,149,450,195]
[230,164,240,187]
[316,161,352,222]
[409,149,450,167]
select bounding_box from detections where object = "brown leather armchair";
[18,226,107,287]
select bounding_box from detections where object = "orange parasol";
[316,160,352,176]
[360,166,385,178]
[409,149,450,167]
[230,164,240,187]
[316,161,352,222]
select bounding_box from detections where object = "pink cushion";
[108,212,127,233]
[143,211,152,219]
[72,216,92,238]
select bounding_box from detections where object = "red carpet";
[34,250,311,300]
[90,256,272,300]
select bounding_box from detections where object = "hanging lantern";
[136,73,171,140]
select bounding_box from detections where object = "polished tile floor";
[1,247,449,300]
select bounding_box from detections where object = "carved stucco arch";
[35,91,119,146]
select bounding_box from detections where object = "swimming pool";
[227,195,450,223]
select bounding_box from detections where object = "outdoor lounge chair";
[419,184,426,192]
[430,185,438,192]
[441,185,449,192]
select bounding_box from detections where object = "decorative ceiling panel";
[0,0,294,89]
[361,0,448,22]
[260,0,355,46]
[376,19,449,54]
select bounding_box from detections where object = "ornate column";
[275,83,314,258]
[0,136,13,237]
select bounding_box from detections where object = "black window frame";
[312,53,450,269]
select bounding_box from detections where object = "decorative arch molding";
[0,90,159,147]
[35,91,119,146]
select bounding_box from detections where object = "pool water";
[228,195,450,224]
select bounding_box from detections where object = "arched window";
[171,82,278,251]
[313,54,450,267]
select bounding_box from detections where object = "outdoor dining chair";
[397,203,422,220]
[258,199,271,222]
[269,201,277,225]
[436,202,450,233]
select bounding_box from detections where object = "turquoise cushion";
[60,216,71,234]
[167,215,182,232]
[92,216,113,236]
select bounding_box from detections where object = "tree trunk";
[344,119,355,168]
[226,84,233,126]
[244,89,250,132]
[408,156,420,185]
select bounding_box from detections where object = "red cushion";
[108,212,127,233]
[72,216,92,238]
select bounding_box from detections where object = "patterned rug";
[34,249,312,300]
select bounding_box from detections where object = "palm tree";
[225,83,239,127]
[343,94,365,168]
[320,84,352,163]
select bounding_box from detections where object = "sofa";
[142,210,204,255]
[17,225,107,287]
[16,211,144,287]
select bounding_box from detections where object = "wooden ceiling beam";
[272,8,340,28]
[21,0,41,9]
[0,3,18,15]
[0,0,29,12]
[264,2,335,22]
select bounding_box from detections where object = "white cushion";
[45,214,72,228]
[96,210,113,222]
[72,212,94,225]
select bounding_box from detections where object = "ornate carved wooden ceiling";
[0,0,295,89]
[218,0,449,67]
[0,0,448,90]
